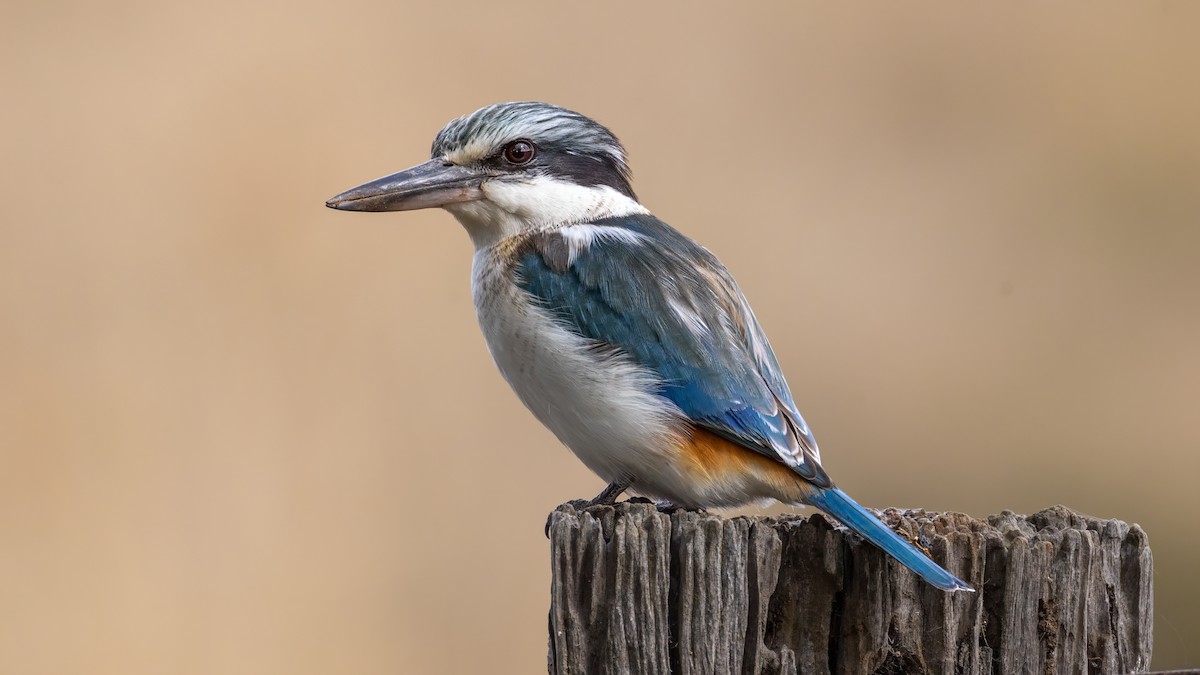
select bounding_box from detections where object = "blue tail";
[806,487,973,592]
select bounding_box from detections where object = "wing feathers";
[513,215,829,487]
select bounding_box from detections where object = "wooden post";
[547,502,1153,675]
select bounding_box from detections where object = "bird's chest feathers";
[470,244,682,481]
[470,253,577,398]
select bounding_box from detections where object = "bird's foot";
[654,500,706,514]
[546,481,633,538]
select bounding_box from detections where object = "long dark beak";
[325,159,486,212]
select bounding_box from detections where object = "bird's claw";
[546,482,634,538]
[654,500,705,514]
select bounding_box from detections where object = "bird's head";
[327,102,647,247]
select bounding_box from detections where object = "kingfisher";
[326,102,971,591]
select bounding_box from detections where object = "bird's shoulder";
[501,214,737,343]
[495,213,706,273]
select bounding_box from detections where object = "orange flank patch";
[679,427,810,503]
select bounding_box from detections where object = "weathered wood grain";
[547,502,1153,675]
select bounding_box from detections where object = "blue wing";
[513,214,829,486]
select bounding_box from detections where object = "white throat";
[444,175,649,249]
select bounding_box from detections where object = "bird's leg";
[547,480,634,538]
[586,480,631,507]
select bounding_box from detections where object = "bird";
[326,101,972,592]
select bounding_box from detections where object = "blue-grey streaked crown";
[431,102,635,197]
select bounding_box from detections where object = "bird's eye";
[502,140,536,165]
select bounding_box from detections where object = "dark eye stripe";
[539,150,637,200]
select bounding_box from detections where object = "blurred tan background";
[2,2,1198,672]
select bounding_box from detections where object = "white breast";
[470,246,686,489]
